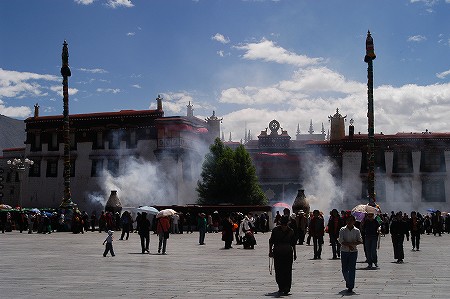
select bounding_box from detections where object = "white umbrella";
[156,208,177,218]
[137,206,159,215]
[0,204,12,210]
[351,204,380,222]
[351,204,380,215]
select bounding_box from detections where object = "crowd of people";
[267,207,450,295]
[2,205,449,295]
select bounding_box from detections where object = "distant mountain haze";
[0,115,25,153]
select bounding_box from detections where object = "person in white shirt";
[338,215,363,293]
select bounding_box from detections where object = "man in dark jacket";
[309,210,325,259]
[361,212,380,268]
[328,209,344,259]
[409,211,422,251]
[138,212,151,254]
[390,211,409,263]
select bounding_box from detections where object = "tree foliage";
[197,138,267,205]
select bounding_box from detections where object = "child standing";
[103,230,115,257]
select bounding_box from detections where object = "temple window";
[93,131,105,149]
[127,130,137,149]
[46,160,58,177]
[360,149,386,173]
[70,160,76,177]
[420,150,445,172]
[108,130,121,150]
[70,132,77,150]
[392,151,413,173]
[91,159,103,177]
[107,159,119,176]
[422,179,445,202]
[393,179,412,202]
[49,132,59,151]
[29,160,41,177]
[31,133,42,152]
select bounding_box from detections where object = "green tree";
[197,138,267,205]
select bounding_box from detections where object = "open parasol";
[156,208,177,218]
[0,204,13,210]
[351,204,380,222]
[137,206,159,215]
[272,202,291,209]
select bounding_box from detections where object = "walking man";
[309,210,325,259]
[198,213,207,245]
[338,215,363,293]
[328,209,344,259]
[139,212,150,254]
[409,211,422,251]
[361,212,380,268]
[390,211,408,263]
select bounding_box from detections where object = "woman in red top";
[156,216,170,254]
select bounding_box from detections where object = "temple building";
[2,101,450,213]
[238,109,450,212]
[0,97,220,211]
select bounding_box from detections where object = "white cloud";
[216,50,231,57]
[77,68,108,74]
[217,63,450,141]
[106,0,134,8]
[219,67,364,105]
[97,88,121,94]
[0,68,59,99]
[74,0,95,5]
[148,91,214,116]
[436,70,450,79]
[154,92,194,114]
[212,33,230,44]
[50,85,79,97]
[0,99,32,118]
[126,32,135,36]
[407,35,427,42]
[410,0,438,5]
[221,83,450,141]
[43,106,56,114]
[235,38,324,67]
[131,84,141,89]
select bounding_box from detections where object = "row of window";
[30,131,138,152]
[361,150,446,173]
[361,179,446,202]
[22,159,120,178]
[20,158,193,182]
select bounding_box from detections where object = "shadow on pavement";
[265,291,292,298]
[337,289,356,296]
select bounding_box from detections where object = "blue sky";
[1,0,450,141]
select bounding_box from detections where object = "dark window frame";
[46,160,58,177]
[29,160,41,177]
[392,151,413,173]
[91,159,104,177]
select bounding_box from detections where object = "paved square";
[0,230,449,298]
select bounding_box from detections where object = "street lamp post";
[7,158,34,208]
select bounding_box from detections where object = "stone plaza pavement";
[0,230,449,299]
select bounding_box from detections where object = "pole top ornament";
[61,40,71,77]
[364,31,376,63]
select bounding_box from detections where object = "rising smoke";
[86,138,210,209]
[300,154,344,214]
